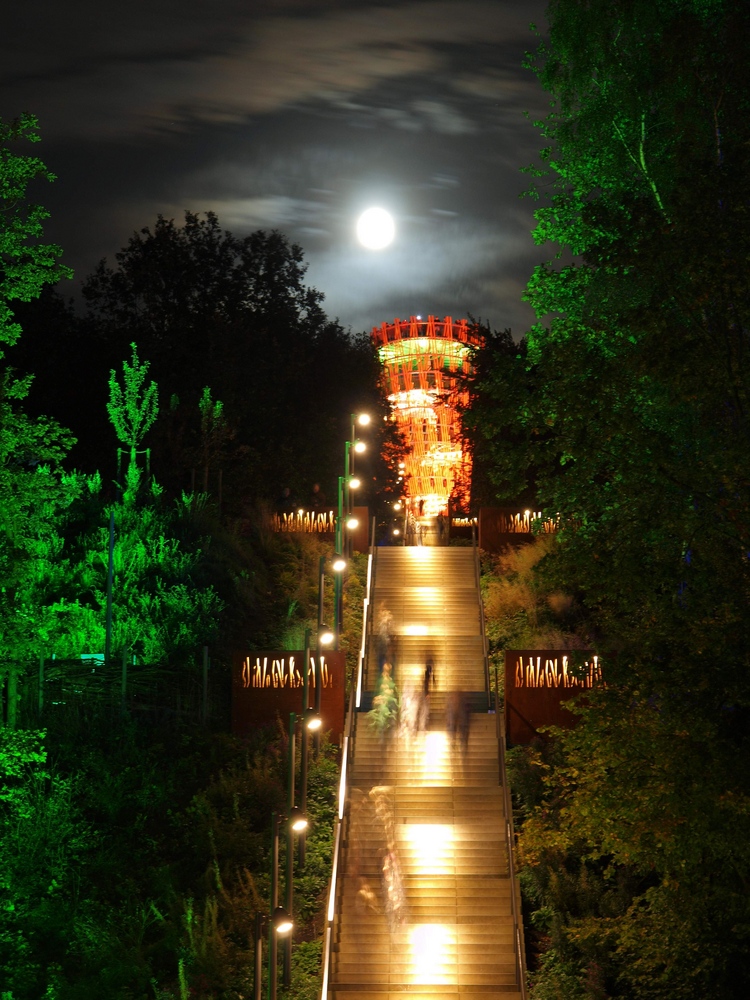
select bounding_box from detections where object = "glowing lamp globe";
[356,208,395,250]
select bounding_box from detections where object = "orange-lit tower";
[372,315,482,515]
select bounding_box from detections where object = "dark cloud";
[4,0,549,334]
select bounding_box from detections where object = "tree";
[196,386,232,494]
[107,342,158,496]
[82,212,384,505]
[0,114,71,357]
[470,0,750,994]
[0,115,81,694]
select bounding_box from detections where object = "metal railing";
[496,689,528,1000]
[320,520,377,999]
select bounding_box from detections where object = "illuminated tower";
[372,315,482,515]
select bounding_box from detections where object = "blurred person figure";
[436,510,446,544]
[418,654,436,731]
[369,786,406,932]
[375,601,395,671]
[275,486,295,511]
[406,509,416,545]
[447,691,470,762]
[309,482,327,509]
[399,684,421,754]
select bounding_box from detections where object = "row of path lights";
[256,412,371,999]
[334,412,371,647]
[254,623,333,1000]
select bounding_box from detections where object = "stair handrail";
[497,690,528,1000]
[472,523,492,711]
[320,684,354,1000]
[321,523,377,1000]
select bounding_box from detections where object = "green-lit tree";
[0,114,71,357]
[107,341,158,498]
[471,0,750,994]
[0,115,81,713]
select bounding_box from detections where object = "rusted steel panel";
[504,650,603,745]
[231,650,346,738]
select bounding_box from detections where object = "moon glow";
[356,207,395,250]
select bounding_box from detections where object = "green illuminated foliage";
[107,342,158,488]
[0,729,92,999]
[0,115,84,681]
[0,114,71,358]
[470,0,750,994]
[0,368,87,674]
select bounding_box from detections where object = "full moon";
[356,207,395,250]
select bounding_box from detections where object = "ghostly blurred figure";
[446,691,470,763]
[375,602,395,672]
[369,785,407,932]
[399,685,420,753]
[419,655,436,731]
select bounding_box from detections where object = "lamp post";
[299,628,328,863]
[259,811,296,1000]
[333,412,370,645]
[253,905,294,1000]
[282,713,314,986]
[334,475,350,649]
[284,714,297,987]
[347,417,369,556]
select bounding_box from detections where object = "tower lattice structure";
[372,315,482,515]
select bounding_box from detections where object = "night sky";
[5,0,549,335]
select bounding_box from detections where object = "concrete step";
[327,545,523,1000]
[331,991,522,999]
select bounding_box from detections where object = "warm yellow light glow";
[298,508,304,515]
[319,630,334,646]
[409,924,455,985]
[354,440,366,453]
[291,816,308,832]
[356,207,395,250]
[357,413,371,426]
[332,558,347,572]
[305,711,323,731]
[407,545,432,561]
[346,516,359,529]
[393,502,402,511]
[349,477,361,489]
[272,907,294,935]
[404,624,428,636]
[419,731,450,784]
[403,824,454,875]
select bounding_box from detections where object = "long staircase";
[323,544,526,1000]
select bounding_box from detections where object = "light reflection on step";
[409,924,455,985]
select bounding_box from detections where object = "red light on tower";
[371,315,482,515]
